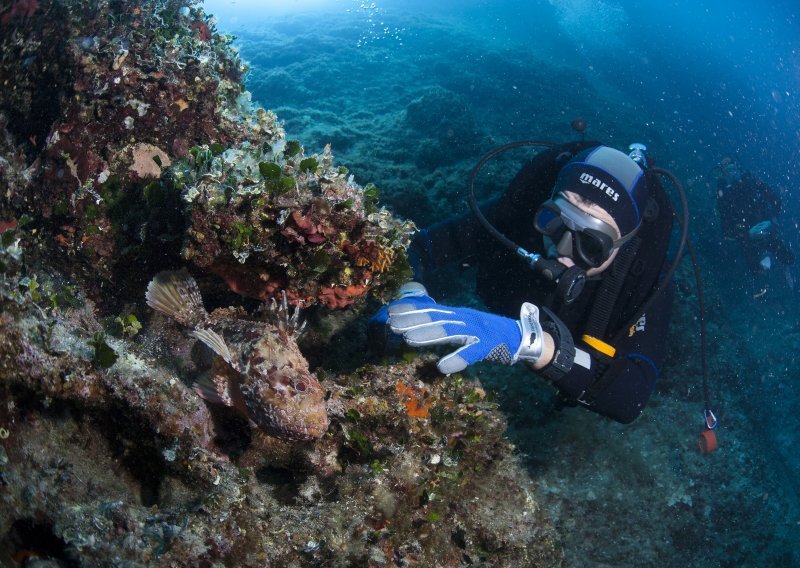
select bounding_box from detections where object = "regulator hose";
[466,140,588,303]
[466,140,558,253]
[612,166,715,429]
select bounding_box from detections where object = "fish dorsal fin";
[191,328,242,372]
[146,269,208,328]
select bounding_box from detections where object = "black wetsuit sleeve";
[408,199,500,283]
[717,179,746,239]
[754,179,783,219]
[547,282,674,424]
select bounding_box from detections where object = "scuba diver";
[376,140,678,424]
[715,157,795,297]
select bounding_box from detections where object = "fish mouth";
[276,420,329,442]
[301,410,330,440]
[260,407,330,442]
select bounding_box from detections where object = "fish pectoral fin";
[193,372,234,407]
[191,328,240,371]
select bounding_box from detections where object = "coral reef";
[177,139,414,309]
[0,0,413,308]
[0,243,560,564]
[0,1,560,565]
[3,1,239,279]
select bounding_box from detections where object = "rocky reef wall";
[0,1,561,565]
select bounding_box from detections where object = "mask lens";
[534,202,564,235]
[575,230,612,267]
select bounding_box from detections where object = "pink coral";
[191,20,212,42]
[318,284,370,309]
[129,143,171,180]
[283,210,337,245]
[210,262,279,302]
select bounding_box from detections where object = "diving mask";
[534,195,638,268]
[720,159,741,183]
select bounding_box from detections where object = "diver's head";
[719,157,741,184]
[534,145,647,275]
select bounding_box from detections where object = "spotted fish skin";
[146,270,328,442]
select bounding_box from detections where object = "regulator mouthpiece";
[517,250,586,304]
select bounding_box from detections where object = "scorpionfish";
[146,270,329,441]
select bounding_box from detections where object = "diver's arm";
[716,184,745,239]
[754,178,783,218]
[408,198,500,282]
[537,283,673,423]
[529,332,555,370]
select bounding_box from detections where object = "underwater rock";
[0,3,561,564]
[178,140,416,309]
[1,0,414,309]
[0,251,562,564]
[1,0,245,285]
[405,87,483,167]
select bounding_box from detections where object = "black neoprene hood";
[552,145,647,237]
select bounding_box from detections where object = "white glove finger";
[388,311,458,332]
[391,316,465,334]
[397,281,429,298]
[388,310,431,330]
[387,303,421,316]
[404,328,475,347]
[388,305,454,316]
[437,350,471,374]
[436,338,488,374]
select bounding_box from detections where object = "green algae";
[298,157,318,173]
[283,139,301,158]
[258,161,281,180]
[91,333,118,369]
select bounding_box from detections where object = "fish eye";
[295,381,307,392]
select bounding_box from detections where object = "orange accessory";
[697,429,718,454]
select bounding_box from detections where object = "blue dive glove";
[368,282,430,353]
[387,282,544,374]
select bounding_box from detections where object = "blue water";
[202,1,800,564]
[205,0,800,222]
[205,0,800,157]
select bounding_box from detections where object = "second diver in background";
[715,157,795,298]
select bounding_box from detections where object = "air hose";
[612,167,688,339]
[614,167,717,436]
[467,140,588,304]
[466,140,556,252]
